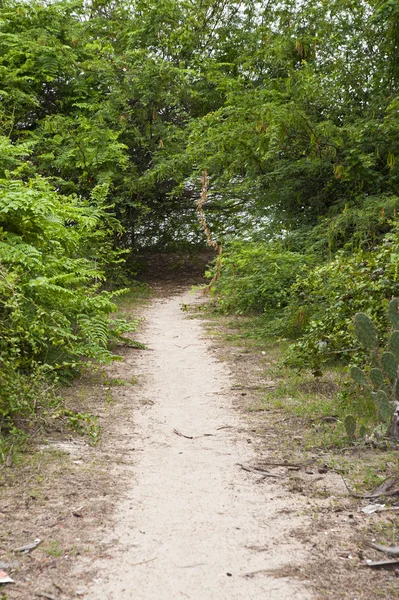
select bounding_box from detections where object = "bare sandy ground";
[82,290,313,599]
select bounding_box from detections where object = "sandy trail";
[85,290,313,599]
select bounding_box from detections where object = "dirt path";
[81,290,313,599]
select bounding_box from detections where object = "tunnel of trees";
[2,0,399,438]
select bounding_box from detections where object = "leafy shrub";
[0,175,135,373]
[208,242,309,316]
[287,225,399,369]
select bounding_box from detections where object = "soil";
[1,279,399,600]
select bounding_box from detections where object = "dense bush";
[287,224,399,369]
[209,221,399,374]
[0,175,133,370]
[209,243,309,315]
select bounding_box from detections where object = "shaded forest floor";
[1,259,399,599]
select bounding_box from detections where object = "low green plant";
[62,409,101,445]
[0,362,61,434]
[44,540,63,557]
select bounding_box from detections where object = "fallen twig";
[173,429,193,440]
[370,543,399,556]
[341,477,367,499]
[72,505,85,518]
[14,539,41,554]
[173,429,215,440]
[231,385,262,391]
[237,464,283,478]
[342,475,399,499]
[131,557,157,566]
[364,559,399,570]
[35,593,59,600]
[254,461,312,469]
[51,581,64,594]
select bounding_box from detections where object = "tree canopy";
[2,0,399,248]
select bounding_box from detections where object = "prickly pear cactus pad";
[354,313,378,350]
[370,367,385,389]
[350,366,368,387]
[344,414,357,440]
[390,331,399,360]
[388,298,399,331]
[382,352,398,382]
[375,389,391,423]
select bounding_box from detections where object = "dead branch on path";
[342,475,399,499]
[237,463,283,478]
[173,428,194,439]
[173,428,215,439]
[370,543,399,556]
[131,557,157,566]
[364,559,399,570]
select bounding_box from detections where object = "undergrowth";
[205,224,399,449]
[0,279,147,464]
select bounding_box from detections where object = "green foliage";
[2,0,399,252]
[0,144,136,444]
[3,0,399,453]
[286,232,399,369]
[0,175,135,371]
[208,242,309,317]
[62,409,100,446]
[0,363,60,431]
